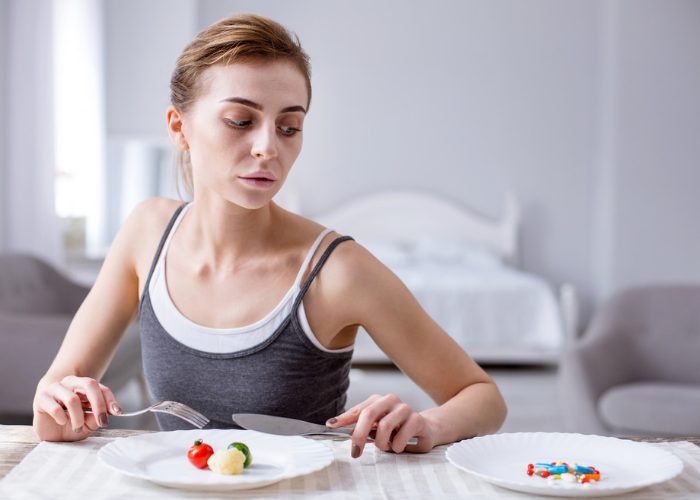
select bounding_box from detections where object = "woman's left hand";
[325,394,437,458]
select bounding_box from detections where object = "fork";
[85,400,210,429]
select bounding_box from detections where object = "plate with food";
[446,432,683,497]
[97,429,334,491]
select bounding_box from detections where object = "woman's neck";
[181,197,281,272]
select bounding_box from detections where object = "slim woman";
[33,13,506,458]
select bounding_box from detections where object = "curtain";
[0,0,63,267]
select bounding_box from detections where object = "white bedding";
[353,240,564,363]
[313,190,574,364]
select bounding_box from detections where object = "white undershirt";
[148,203,353,354]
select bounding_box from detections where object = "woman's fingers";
[33,376,115,442]
[326,394,381,428]
[51,382,86,432]
[74,378,107,426]
[329,393,433,458]
[37,376,119,434]
[61,376,116,426]
[35,392,69,427]
[348,394,402,457]
[372,402,414,452]
[390,412,424,453]
[99,384,123,416]
[351,394,405,454]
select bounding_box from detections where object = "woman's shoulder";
[280,209,369,279]
[128,197,184,227]
[118,197,184,267]
[305,232,407,326]
[314,230,389,292]
[284,211,364,264]
[120,197,184,242]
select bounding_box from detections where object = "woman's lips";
[238,176,277,189]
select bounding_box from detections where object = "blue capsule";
[548,465,569,475]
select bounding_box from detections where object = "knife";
[232,413,419,445]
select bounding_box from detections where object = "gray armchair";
[0,253,146,424]
[559,285,700,436]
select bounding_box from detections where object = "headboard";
[313,190,521,264]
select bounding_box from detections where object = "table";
[0,425,151,480]
[1,425,699,498]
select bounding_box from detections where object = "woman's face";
[180,60,308,209]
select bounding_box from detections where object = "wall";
[0,0,62,265]
[104,0,197,141]
[0,0,8,249]
[100,0,700,322]
[611,0,700,289]
[198,0,601,317]
[102,0,197,246]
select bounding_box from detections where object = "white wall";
[0,0,8,250]
[0,0,62,265]
[104,0,197,140]
[198,0,601,317]
[611,0,700,290]
[99,0,700,322]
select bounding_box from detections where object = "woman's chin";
[226,190,278,211]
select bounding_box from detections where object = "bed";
[312,190,578,365]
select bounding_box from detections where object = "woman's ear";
[166,106,189,151]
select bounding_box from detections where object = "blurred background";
[1,0,698,435]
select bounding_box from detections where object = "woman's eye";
[278,126,301,137]
[225,119,252,129]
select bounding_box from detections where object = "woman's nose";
[251,125,278,160]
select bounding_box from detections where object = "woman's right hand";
[32,376,123,442]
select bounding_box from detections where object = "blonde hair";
[169,13,312,197]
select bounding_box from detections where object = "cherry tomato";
[187,438,214,469]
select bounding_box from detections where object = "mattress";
[352,240,565,364]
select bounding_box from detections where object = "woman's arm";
[322,241,507,456]
[33,198,174,441]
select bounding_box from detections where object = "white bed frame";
[314,189,579,365]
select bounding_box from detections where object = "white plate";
[98,429,334,491]
[446,432,683,497]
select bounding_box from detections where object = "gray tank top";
[138,204,355,430]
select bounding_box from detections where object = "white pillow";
[412,239,502,269]
[360,240,412,267]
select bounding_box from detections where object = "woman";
[33,13,506,458]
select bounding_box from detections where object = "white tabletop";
[1,426,700,499]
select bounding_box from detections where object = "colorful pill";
[527,460,601,485]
